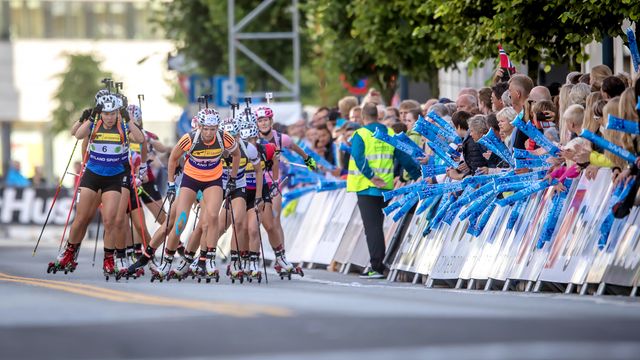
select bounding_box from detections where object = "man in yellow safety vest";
[347,102,420,279]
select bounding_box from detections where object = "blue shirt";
[86,122,128,176]
[350,123,421,196]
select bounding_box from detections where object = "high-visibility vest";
[346,126,395,192]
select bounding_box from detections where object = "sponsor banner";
[332,204,366,266]
[288,191,334,262]
[0,187,76,225]
[600,207,640,287]
[428,214,472,280]
[538,171,613,285]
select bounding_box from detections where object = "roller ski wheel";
[150,271,164,283]
[115,269,130,281]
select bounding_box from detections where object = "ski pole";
[254,206,269,284]
[226,192,244,276]
[32,138,79,256]
[92,209,101,267]
[160,193,174,265]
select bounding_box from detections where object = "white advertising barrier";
[389,198,441,275]
[585,205,640,288]
[462,205,512,283]
[287,191,335,262]
[537,171,613,287]
[309,191,358,266]
[427,215,473,282]
[600,207,640,289]
[332,205,368,268]
[488,192,545,282]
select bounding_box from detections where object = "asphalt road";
[1,240,640,360]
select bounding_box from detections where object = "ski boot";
[226,251,244,284]
[199,249,219,284]
[115,255,130,281]
[189,257,200,280]
[149,256,172,283]
[103,255,116,281]
[47,243,79,274]
[117,253,149,281]
[249,259,262,284]
[241,251,252,283]
[126,247,143,277]
[274,249,304,280]
[168,254,194,282]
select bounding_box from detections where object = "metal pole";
[292,0,300,105]
[228,0,236,103]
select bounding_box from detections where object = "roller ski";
[226,251,244,284]
[248,257,263,284]
[114,255,131,280]
[103,255,116,281]
[116,252,149,281]
[47,243,79,275]
[274,249,304,280]
[125,248,144,277]
[167,254,194,282]
[149,257,172,283]
[198,252,220,284]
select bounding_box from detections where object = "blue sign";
[214,76,245,107]
[188,75,214,104]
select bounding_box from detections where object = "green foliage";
[51,53,110,135]
[414,0,640,70]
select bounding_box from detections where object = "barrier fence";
[278,168,640,296]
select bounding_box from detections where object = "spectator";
[311,107,330,127]
[336,121,361,172]
[478,87,493,115]
[428,103,448,118]
[589,64,612,91]
[304,126,318,149]
[508,74,534,149]
[385,106,399,120]
[578,73,590,85]
[501,89,512,107]
[569,83,591,106]
[287,119,307,145]
[486,113,500,134]
[382,115,398,127]
[602,97,635,171]
[562,104,584,140]
[566,71,582,84]
[496,107,517,149]
[544,127,560,144]
[445,102,458,116]
[377,104,386,122]
[491,82,509,112]
[531,100,557,130]
[338,96,359,120]
[398,100,420,122]
[601,76,626,100]
[314,124,337,166]
[5,160,30,187]
[456,94,478,113]
[615,72,632,89]
[30,166,48,187]
[422,98,438,114]
[349,106,363,124]
[390,122,407,134]
[582,92,603,133]
[347,102,420,279]
[458,87,479,101]
[362,88,384,106]
[558,84,574,142]
[326,108,341,132]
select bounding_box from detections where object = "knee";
[102,217,116,229]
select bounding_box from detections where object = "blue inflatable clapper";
[283,185,317,202]
[372,127,423,160]
[382,181,425,201]
[626,27,640,72]
[598,179,635,250]
[478,128,515,167]
[513,148,552,160]
[317,180,346,192]
[497,179,556,207]
[393,194,420,222]
[606,114,639,135]
[416,115,460,146]
[473,203,498,238]
[507,199,526,230]
[339,142,352,154]
[416,194,440,215]
[424,194,455,236]
[459,190,496,221]
[580,129,637,164]
[299,142,336,170]
[419,181,464,200]
[515,157,550,169]
[536,179,572,249]
[421,164,448,178]
[494,180,536,194]
[395,132,426,156]
[493,170,547,187]
[426,111,462,143]
[511,111,561,155]
[426,142,459,168]
[383,191,418,216]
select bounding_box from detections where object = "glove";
[121,108,130,123]
[139,163,148,179]
[226,177,236,193]
[269,182,280,198]
[90,104,102,121]
[79,108,92,123]
[304,156,317,171]
[255,197,264,209]
[167,182,176,202]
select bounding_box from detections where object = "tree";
[51,53,111,135]
[414,1,640,78]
